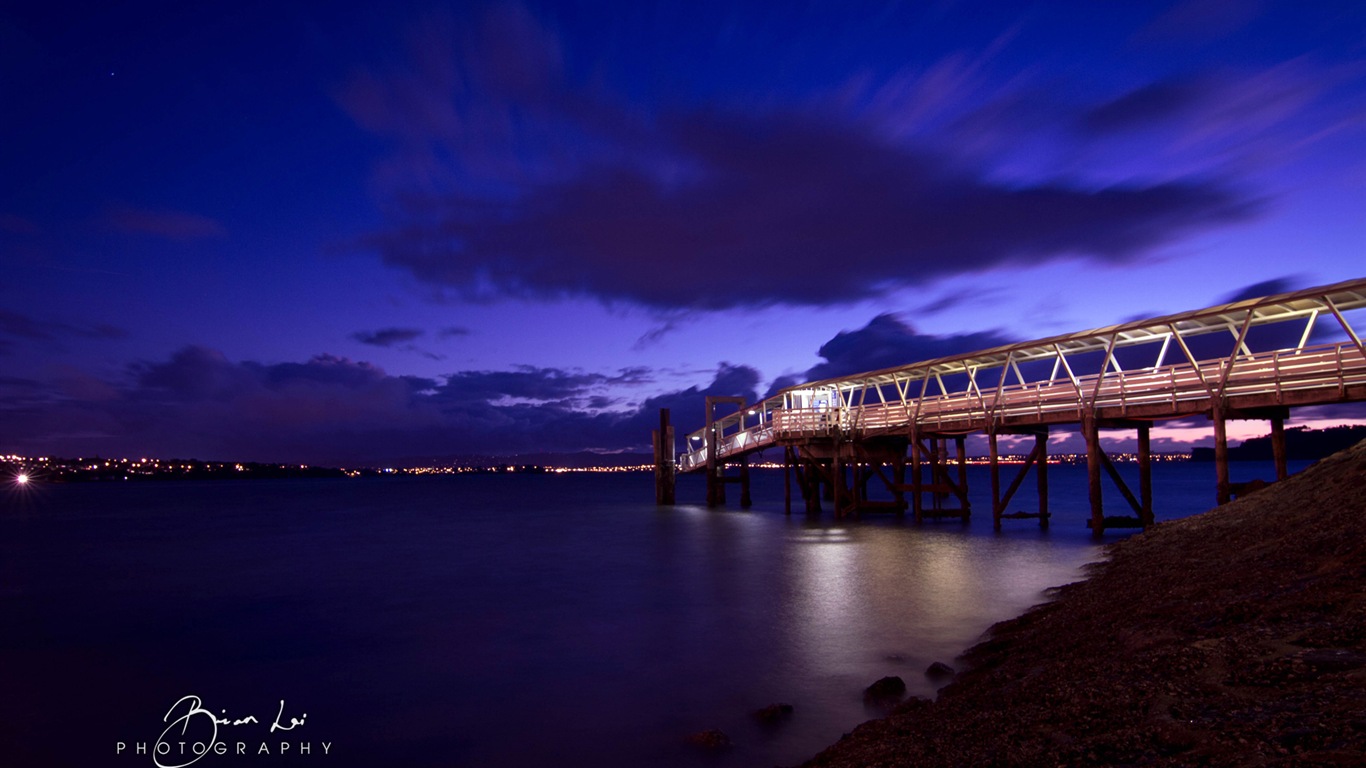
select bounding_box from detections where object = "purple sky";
[2,0,1363,465]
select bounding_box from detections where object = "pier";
[655,278,1366,533]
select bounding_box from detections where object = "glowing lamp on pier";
[15,473,29,486]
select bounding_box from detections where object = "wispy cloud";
[351,327,425,347]
[0,307,125,355]
[105,205,227,241]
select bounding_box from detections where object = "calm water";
[0,460,1304,767]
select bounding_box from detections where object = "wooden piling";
[653,408,676,505]
[892,453,907,517]
[1036,429,1049,529]
[739,455,752,509]
[1137,422,1152,526]
[806,456,821,515]
[832,451,844,519]
[989,431,1001,530]
[1271,414,1288,481]
[1213,405,1230,506]
[910,435,923,523]
[785,448,794,513]
[955,435,970,519]
[1084,413,1103,535]
[935,438,948,512]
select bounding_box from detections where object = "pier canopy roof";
[790,276,1366,394]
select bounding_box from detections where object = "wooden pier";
[656,278,1366,534]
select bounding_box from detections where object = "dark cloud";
[368,109,1256,310]
[631,362,761,434]
[437,364,655,405]
[352,327,425,347]
[0,346,742,464]
[633,319,683,350]
[801,313,1018,383]
[345,5,1260,311]
[1219,275,1302,304]
[439,367,614,404]
[437,326,470,338]
[1082,77,1209,135]
[104,205,227,241]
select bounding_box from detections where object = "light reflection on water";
[1,463,1284,767]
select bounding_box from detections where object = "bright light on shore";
[15,473,29,485]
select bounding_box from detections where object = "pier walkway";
[658,278,1366,533]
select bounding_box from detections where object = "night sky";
[3,0,1363,465]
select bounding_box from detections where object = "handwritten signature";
[150,696,308,768]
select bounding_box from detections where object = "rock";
[686,729,732,750]
[802,441,1366,767]
[863,675,907,704]
[751,703,795,725]
[926,661,956,680]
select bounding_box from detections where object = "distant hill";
[1191,424,1366,462]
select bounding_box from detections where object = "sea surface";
[0,460,1306,767]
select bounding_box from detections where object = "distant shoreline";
[7,426,1362,484]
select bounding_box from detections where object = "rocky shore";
[803,440,1366,767]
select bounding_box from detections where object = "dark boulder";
[686,729,732,750]
[863,675,907,704]
[751,703,795,725]
[926,661,956,680]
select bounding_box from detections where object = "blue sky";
[2,0,1363,464]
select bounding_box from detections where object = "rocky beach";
[804,440,1366,767]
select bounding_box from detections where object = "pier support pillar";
[989,431,1001,530]
[991,428,1051,529]
[1213,405,1231,506]
[908,434,970,522]
[703,396,745,508]
[1138,422,1153,526]
[739,455,751,509]
[783,447,793,515]
[1271,415,1288,481]
[832,452,845,519]
[806,458,822,515]
[910,436,923,523]
[934,438,948,512]
[955,436,970,520]
[653,408,675,506]
[1037,429,1049,529]
[1084,413,1104,537]
[892,454,907,517]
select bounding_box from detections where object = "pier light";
[15,473,29,485]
